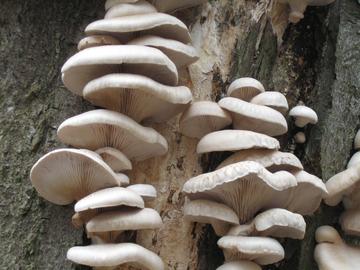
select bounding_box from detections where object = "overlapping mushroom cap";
[77,35,121,51]
[127,184,157,202]
[61,45,178,96]
[180,101,232,139]
[227,78,265,101]
[83,73,192,123]
[347,152,360,168]
[105,0,157,19]
[96,147,132,172]
[219,97,288,136]
[67,243,164,270]
[57,109,168,161]
[250,91,288,115]
[289,105,318,127]
[30,149,120,205]
[182,161,297,223]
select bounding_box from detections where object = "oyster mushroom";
[96,147,132,172]
[294,132,306,144]
[289,105,318,128]
[250,91,289,115]
[126,184,157,202]
[347,152,360,169]
[216,261,261,270]
[77,35,120,51]
[227,78,265,101]
[105,0,157,19]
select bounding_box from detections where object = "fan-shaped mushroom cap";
[105,0,139,11]
[77,35,120,51]
[61,45,178,96]
[83,73,192,123]
[96,147,132,172]
[250,91,288,115]
[128,35,198,68]
[183,161,297,223]
[219,97,288,136]
[324,165,360,207]
[184,199,239,236]
[314,226,360,270]
[216,261,261,270]
[347,152,360,169]
[355,130,360,150]
[30,149,119,205]
[180,101,232,139]
[227,209,305,239]
[288,170,327,215]
[294,132,306,144]
[340,209,360,236]
[57,109,168,161]
[197,130,280,154]
[67,243,164,270]
[85,13,191,44]
[227,78,265,101]
[218,235,284,265]
[115,173,130,186]
[105,1,157,19]
[217,149,303,172]
[289,105,318,127]
[127,184,157,201]
[86,208,163,234]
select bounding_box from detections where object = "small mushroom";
[182,161,297,223]
[294,132,306,144]
[355,130,360,150]
[67,243,164,270]
[196,130,280,154]
[148,0,207,13]
[83,73,192,123]
[96,147,132,172]
[217,149,303,172]
[57,109,168,161]
[85,13,191,43]
[216,261,261,270]
[61,45,178,96]
[289,105,318,128]
[219,97,288,136]
[128,35,199,68]
[77,35,120,51]
[340,209,360,237]
[217,235,285,265]
[250,91,289,115]
[126,184,157,202]
[314,226,360,270]
[227,78,265,101]
[105,0,157,19]
[348,152,360,169]
[115,173,130,186]
[179,101,232,139]
[183,199,239,236]
[30,149,119,205]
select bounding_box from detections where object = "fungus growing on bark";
[250,91,289,115]
[227,78,265,101]
[219,97,288,136]
[67,243,165,270]
[77,35,120,50]
[126,184,157,202]
[348,152,360,169]
[57,109,168,161]
[314,226,360,270]
[83,73,192,123]
[289,105,318,128]
[294,132,306,144]
[179,101,232,139]
[105,0,157,19]
[96,147,132,172]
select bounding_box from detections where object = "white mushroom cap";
[348,152,360,169]
[289,105,318,127]
[294,132,306,144]
[218,235,285,265]
[219,97,288,136]
[85,13,191,43]
[179,101,232,139]
[83,73,192,123]
[354,130,360,150]
[30,149,119,205]
[61,45,178,96]
[86,208,163,234]
[324,164,360,207]
[149,0,207,13]
[216,261,261,270]
[77,35,120,51]
[340,209,360,237]
[126,184,157,202]
[116,173,130,186]
[250,91,289,115]
[128,35,199,68]
[196,130,280,154]
[105,0,139,10]
[105,1,157,19]
[96,147,132,172]
[183,161,297,223]
[217,149,303,172]
[57,109,168,161]
[183,199,239,236]
[288,170,327,215]
[67,243,164,270]
[227,78,265,101]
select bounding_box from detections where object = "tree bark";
[0,0,359,269]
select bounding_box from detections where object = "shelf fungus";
[250,91,289,115]
[179,101,232,139]
[126,184,157,202]
[315,226,360,270]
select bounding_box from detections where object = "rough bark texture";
[0,0,359,269]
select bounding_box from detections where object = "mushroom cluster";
[289,104,318,144]
[180,77,327,269]
[30,0,204,268]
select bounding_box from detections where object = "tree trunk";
[0,0,359,269]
